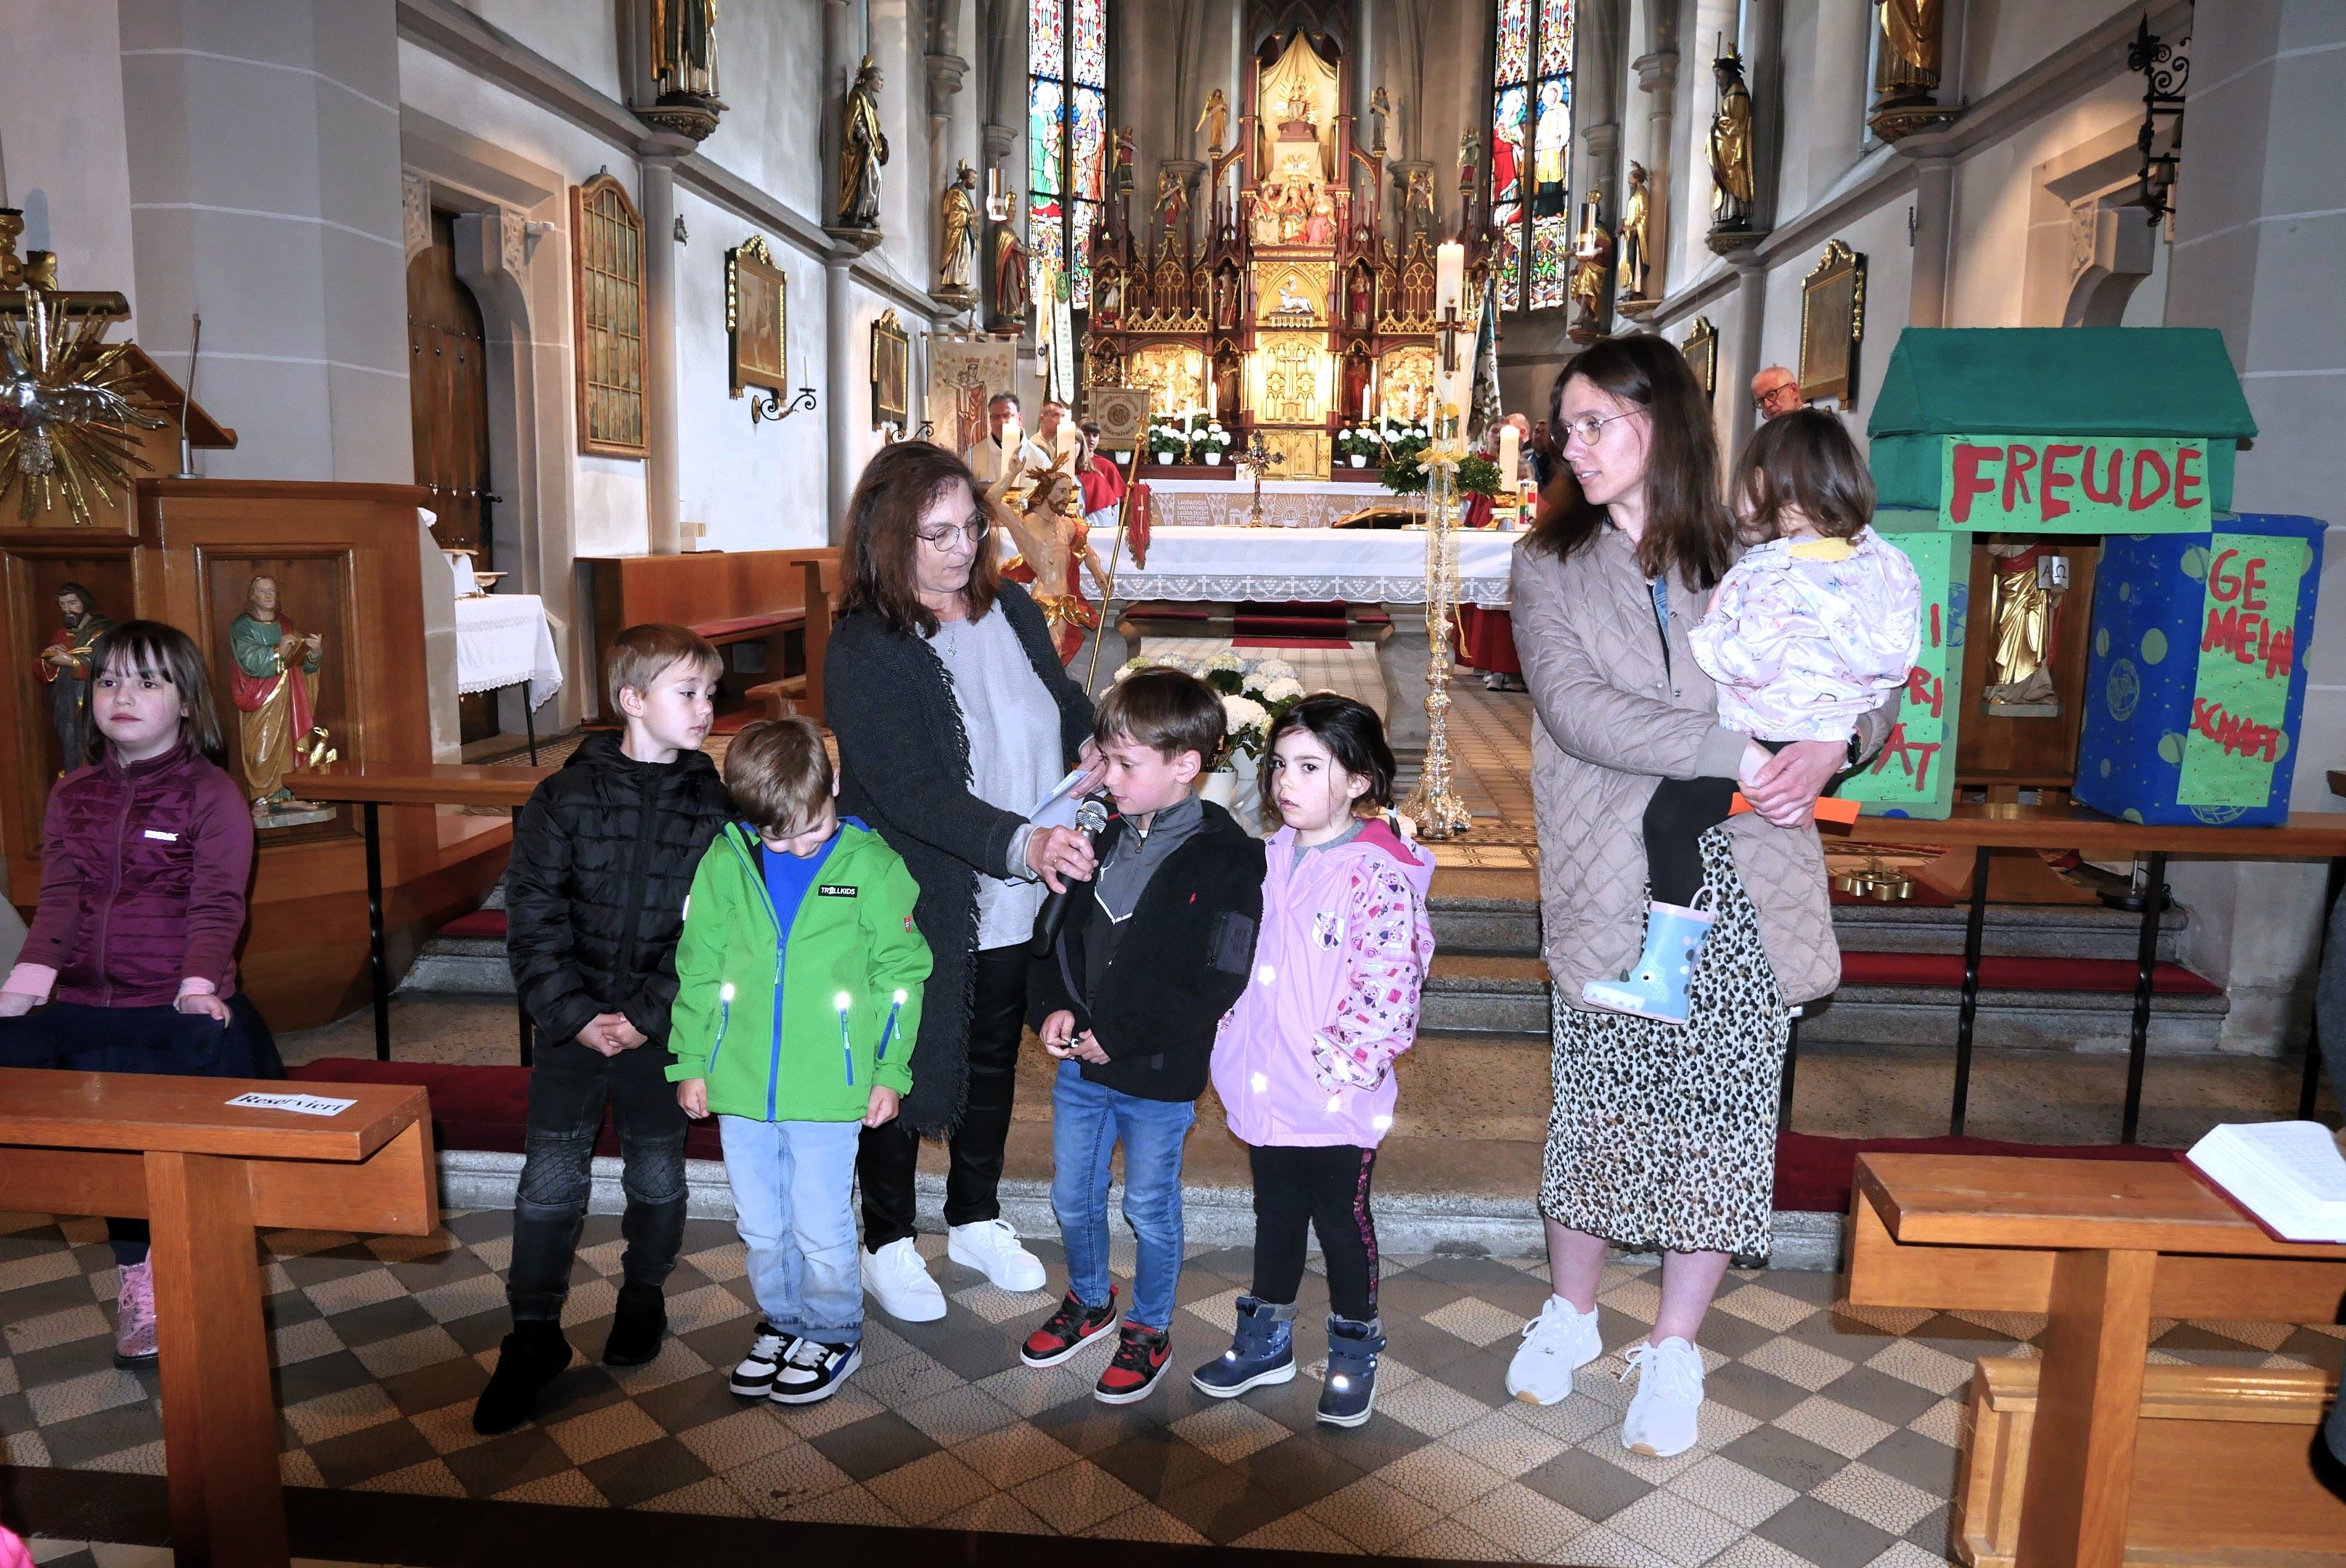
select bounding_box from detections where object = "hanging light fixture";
[2125,12,2190,229]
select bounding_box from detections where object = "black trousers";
[857,943,1027,1251]
[1248,1143,1380,1322]
[506,1040,688,1322]
[1642,741,1838,907]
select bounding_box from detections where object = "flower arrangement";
[1146,419,1191,465]
[1378,421,1433,497]
[1335,426,1381,466]
[1113,651,1307,768]
[1196,421,1232,462]
[1456,453,1504,498]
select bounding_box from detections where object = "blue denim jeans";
[1049,1059,1196,1331]
[718,1116,865,1347]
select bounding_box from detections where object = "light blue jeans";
[718,1116,864,1347]
[1050,1059,1196,1331]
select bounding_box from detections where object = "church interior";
[2,1,2345,1565]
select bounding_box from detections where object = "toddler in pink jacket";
[1197,695,1436,1427]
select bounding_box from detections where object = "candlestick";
[1435,242,1466,314]
[1209,377,1217,419]
[1497,422,1520,488]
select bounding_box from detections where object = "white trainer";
[1505,1294,1603,1405]
[1620,1336,1705,1457]
[947,1218,1047,1292]
[862,1236,947,1322]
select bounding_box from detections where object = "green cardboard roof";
[1867,327,2257,440]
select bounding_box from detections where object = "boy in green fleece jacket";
[669,718,931,1405]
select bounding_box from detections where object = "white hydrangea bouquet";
[1113,650,1308,830]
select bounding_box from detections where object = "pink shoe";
[115,1258,159,1366]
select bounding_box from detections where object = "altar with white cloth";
[1087,520,1521,752]
[1140,475,1402,533]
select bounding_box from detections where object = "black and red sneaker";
[1093,1323,1172,1405]
[1021,1287,1121,1368]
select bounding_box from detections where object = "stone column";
[824,251,858,539]
[636,136,692,554]
[1632,36,1678,307]
[1725,258,1767,453]
[1906,151,1955,328]
[1739,0,1786,236]
[2160,0,2346,1055]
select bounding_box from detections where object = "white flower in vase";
[1251,658,1299,682]
[1256,675,1306,706]
[1219,693,1268,743]
[1203,650,1245,674]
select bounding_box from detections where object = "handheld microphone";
[1030,796,1110,957]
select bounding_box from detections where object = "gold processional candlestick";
[1234,428,1283,527]
[1400,293,1473,840]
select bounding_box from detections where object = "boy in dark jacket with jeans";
[1019,669,1264,1404]
[473,624,733,1434]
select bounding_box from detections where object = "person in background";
[1198,695,1434,1427]
[1751,365,1806,421]
[964,391,1051,497]
[1076,419,1126,532]
[1036,397,1083,467]
[0,620,280,1368]
[1021,668,1264,1405]
[476,624,733,1435]
[824,441,1101,1321]
[669,717,932,1408]
[1527,419,1559,490]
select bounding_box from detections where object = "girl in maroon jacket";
[0,620,280,1366]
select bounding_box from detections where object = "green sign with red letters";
[1937,435,2215,534]
[2175,532,2310,806]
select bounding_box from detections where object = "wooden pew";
[581,550,838,724]
[0,1069,437,1568]
[1847,1153,2346,1568]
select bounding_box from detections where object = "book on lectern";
[2185,1121,2346,1244]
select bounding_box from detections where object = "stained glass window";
[1029,0,1106,311]
[1492,0,1574,311]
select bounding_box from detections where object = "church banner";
[2175,531,2310,807]
[1937,435,2214,534]
[927,337,1015,457]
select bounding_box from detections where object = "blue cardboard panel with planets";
[2075,514,2326,827]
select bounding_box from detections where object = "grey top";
[1291,817,1365,867]
[1093,793,1205,924]
[928,607,1060,950]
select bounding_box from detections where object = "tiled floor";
[5,1207,2338,1564]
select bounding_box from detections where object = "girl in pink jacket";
[1196,695,1436,1427]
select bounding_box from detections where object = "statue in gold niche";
[1568,188,1613,329]
[1876,0,1942,101]
[1982,540,2064,712]
[837,54,888,229]
[937,160,979,297]
[1617,162,1651,300]
[650,0,719,100]
[1707,53,1756,231]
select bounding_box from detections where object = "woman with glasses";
[1500,336,1896,1457]
[824,442,1103,1322]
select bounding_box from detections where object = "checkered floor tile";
[2,1208,2337,1564]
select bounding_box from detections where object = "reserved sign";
[1938,434,2212,533]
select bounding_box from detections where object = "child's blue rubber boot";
[1191,1296,1296,1397]
[1317,1315,1386,1427]
[1579,900,1715,1026]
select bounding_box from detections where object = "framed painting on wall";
[1799,240,1868,410]
[870,309,910,430]
[727,235,788,401]
[1680,316,1719,399]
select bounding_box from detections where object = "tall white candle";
[1209,377,1218,419]
[1435,242,1466,314]
[1366,363,1378,420]
[1497,422,1521,493]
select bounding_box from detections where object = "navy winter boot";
[1191,1295,1296,1397]
[1318,1314,1386,1427]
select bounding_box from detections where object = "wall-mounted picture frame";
[870,309,910,430]
[727,234,788,400]
[1680,316,1718,399]
[1799,239,1868,410]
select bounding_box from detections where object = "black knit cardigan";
[824,580,1095,1132]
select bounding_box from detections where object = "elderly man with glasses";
[1751,365,1806,421]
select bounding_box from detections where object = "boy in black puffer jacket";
[473,624,733,1435]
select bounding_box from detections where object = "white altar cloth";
[454,593,563,705]
[1140,476,1391,531]
[1100,524,1518,608]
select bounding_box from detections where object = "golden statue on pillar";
[1869,0,1958,140]
[1617,161,1652,302]
[1707,53,1757,244]
[937,160,980,303]
[1567,189,1614,343]
[837,54,888,231]
[1196,87,1229,156]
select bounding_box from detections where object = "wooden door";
[406,211,497,743]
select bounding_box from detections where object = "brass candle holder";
[1399,407,1472,841]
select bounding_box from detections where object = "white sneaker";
[1505,1295,1603,1405]
[863,1236,947,1322]
[947,1218,1047,1292]
[1620,1336,1705,1457]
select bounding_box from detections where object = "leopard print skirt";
[1539,828,1791,1258]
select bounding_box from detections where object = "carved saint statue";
[1305,193,1337,246]
[1875,0,1944,100]
[1983,542,2064,710]
[1568,189,1613,326]
[650,0,719,100]
[1401,166,1436,246]
[1284,83,1313,130]
[1154,167,1189,250]
[838,54,888,229]
[1196,88,1229,155]
[38,582,108,776]
[1457,128,1483,221]
[992,203,1031,332]
[1707,54,1757,230]
[229,574,326,820]
[1617,162,1652,299]
[1111,128,1136,200]
[1368,86,1391,154]
[938,160,979,295]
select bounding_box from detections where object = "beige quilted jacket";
[1511,527,1897,1009]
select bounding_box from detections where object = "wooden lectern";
[0,1069,437,1568]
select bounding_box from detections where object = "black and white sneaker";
[729,1322,796,1398]
[769,1337,862,1405]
